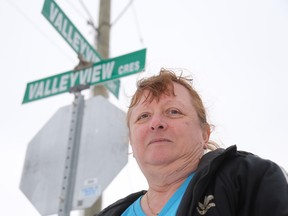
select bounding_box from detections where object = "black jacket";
[96,145,288,216]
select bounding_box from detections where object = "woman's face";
[128,82,210,171]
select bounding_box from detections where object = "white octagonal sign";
[20,96,128,215]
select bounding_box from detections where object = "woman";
[97,69,288,216]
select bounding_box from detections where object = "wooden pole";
[91,0,110,98]
[82,1,111,215]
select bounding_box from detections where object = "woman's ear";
[202,124,211,149]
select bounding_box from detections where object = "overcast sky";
[1,0,288,215]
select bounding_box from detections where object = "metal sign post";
[58,85,89,216]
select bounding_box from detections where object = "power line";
[65,0,88,21]
[65,0,98,36]
[78,0,98,32]
[5,0,75,63]
[75,0,143,47]
[131,2,145,47]
[111,0,145,47]
[111,0,134,26]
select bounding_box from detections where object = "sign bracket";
[69,83,90,93]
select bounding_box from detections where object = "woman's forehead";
[135,83,192,108]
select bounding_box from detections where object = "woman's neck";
[139,149,204,215]
[143,150,201,188]
[141,171,192,216]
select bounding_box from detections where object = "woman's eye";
[167,108,182,116]
[137,113,150,121]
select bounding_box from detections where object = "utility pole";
[82,0,111,215]
[91,0,111,98]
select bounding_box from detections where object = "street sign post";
[42,0,120,97]
[22,48,146,104]
[58,91,85,216]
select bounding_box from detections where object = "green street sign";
[41,0,120,98]
[42,0,101,62]
[23,49,146,104]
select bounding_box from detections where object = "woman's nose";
[150,115,167,131]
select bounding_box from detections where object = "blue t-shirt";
[122,173,194,216]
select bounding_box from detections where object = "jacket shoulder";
[180,145,288,216]
[96,190,146,216]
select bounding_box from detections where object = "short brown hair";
[127,69,208,128]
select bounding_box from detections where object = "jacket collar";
[197,145,237,171]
